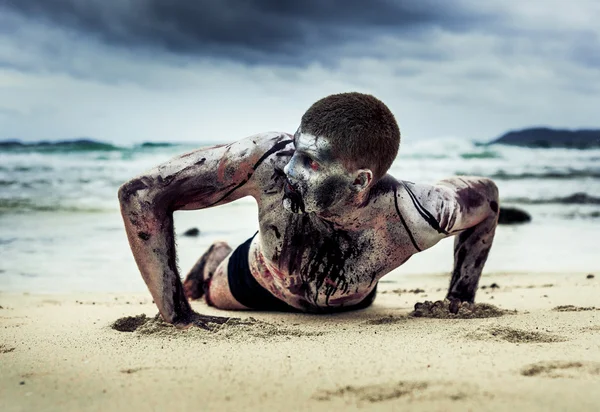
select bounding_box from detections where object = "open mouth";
[283,180,305,213]
[284,180,298,195]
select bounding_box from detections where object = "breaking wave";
[0,198,112,214]
[504,192,600,205]
[0,139,184,153]
[489,170,600,180]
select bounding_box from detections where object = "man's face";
[282,132,354,214]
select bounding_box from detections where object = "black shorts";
[227,233,378,313]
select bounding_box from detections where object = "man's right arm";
[117,132,293,325]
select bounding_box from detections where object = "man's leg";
[183,241,250,310]
[183,241,231,299]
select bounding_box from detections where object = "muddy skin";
[392,184,423,252]
[282,180,305,214]
[360,175,399,206]
[447,215,496,303]
[183,242,232,300]
[315,176,347,210]
[278,213,364,307]
[402,182,449,235]
[205,138,293,208]
[119,130,500,324]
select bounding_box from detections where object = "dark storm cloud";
[0,0,492,64]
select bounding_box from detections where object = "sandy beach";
[1,270,599,412]
[2,2,600,410]
[2,137,599,412]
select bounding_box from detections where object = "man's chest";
[255,211,403,308]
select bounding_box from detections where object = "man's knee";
[183,241,232,300]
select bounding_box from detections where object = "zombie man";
[118,93,499,327]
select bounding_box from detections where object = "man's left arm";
[436,177,500,304]
[403,176,499,306]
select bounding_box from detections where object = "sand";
[1,271,600,412]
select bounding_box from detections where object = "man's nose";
[283,157,297,180]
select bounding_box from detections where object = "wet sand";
[1,271,599,411]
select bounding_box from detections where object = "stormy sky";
[0,0,599,143]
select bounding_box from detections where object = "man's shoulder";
[395,180,462,240]
[242,131,294,153]
[234,132,294,199]
[216,131,294,179]
[396,180,453,209]
[231,131,294,168]
[362,176,444,211]
[242,130,292,162]
[367,177,455,245]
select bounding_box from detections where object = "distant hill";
[489,128,600,149]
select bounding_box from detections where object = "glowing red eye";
[303,155,319,170]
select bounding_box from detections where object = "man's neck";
[315,192,372,231]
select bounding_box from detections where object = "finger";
[174,321,194,330]
[194,321,211,331]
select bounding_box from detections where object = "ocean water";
[1,137,599,293]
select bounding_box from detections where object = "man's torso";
[243,136,449,311]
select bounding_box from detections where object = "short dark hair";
[300,92,400,181]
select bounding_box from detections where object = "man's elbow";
[445,177,499,231]
[479,178,499,217]
[480,177,499,199]
[118,177,151,208]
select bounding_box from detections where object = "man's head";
[283,92,400,215]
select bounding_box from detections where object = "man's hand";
[411,299,506,318]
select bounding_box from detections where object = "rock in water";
[183,227,200,237]
[498,207,531,225]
